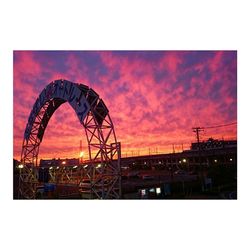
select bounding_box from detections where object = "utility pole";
[192,127,204,191]
[192,127,204,147]
[192,127,204,163]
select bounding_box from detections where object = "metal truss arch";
[19,79,121,199]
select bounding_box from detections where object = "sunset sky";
[13,51,237,161]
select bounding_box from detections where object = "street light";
[18,164,24,169]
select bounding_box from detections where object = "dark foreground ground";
[14,166,237,199]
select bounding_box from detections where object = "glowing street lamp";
[96,163,102,168]
[62,161,66,165]
[79,151,84,158]
[18,164,24,169]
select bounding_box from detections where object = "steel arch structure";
[19,79,121,199]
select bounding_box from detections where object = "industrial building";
[40,158,80,168]
[37,138,237,172]
[120,138,237,171]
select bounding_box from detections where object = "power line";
[192,127,204,145]
[192,122,237,142]
[204,122,237,129]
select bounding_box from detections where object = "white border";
[1,1,250,250]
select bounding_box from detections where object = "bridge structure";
[18,79,121,199]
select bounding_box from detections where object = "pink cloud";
[14,51,237,160]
